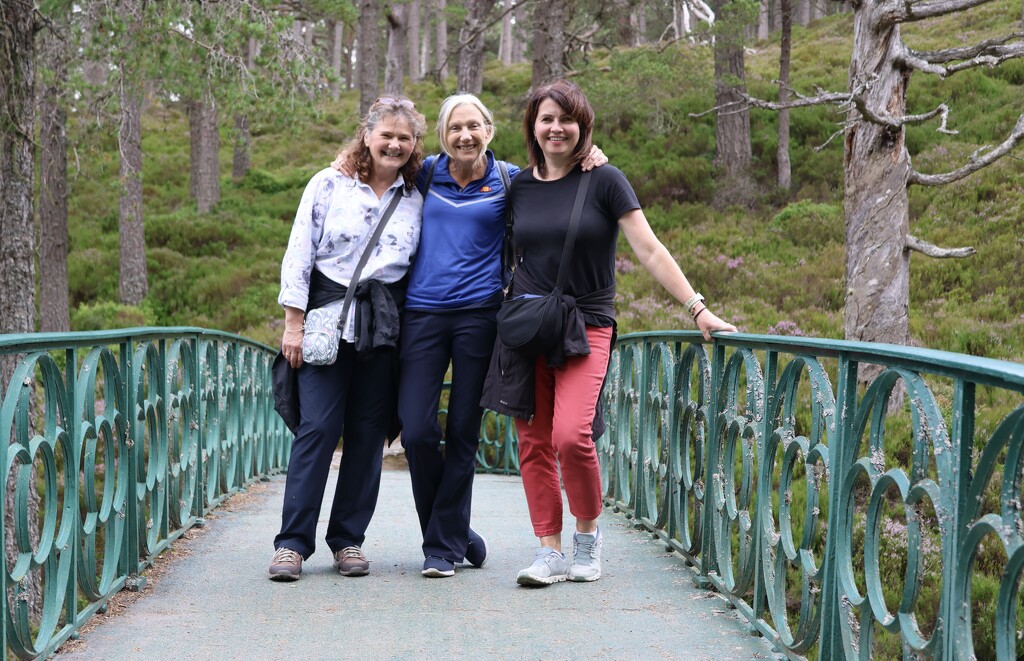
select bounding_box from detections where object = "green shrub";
[71,301,158,331]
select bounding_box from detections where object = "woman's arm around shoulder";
[618,208,737,341]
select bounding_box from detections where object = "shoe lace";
[273,548,300,564]
[340,546,365,560]
[574,536,596,560]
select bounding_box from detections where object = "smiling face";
[364,115,416,177]
[445,103,492,168]
[533,98,580,166]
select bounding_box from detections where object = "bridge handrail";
[1,327,290,659]
[601,329,1024,659]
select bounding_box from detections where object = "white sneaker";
[568,529,602,582]
[516,547,569,586]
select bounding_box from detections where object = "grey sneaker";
[268,547,302,581]
[516,547,569,586]
[333,546,370,577]
[568,529,602,582]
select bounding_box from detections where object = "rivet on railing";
[125,437,134,448]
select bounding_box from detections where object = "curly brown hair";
[337,98,427,190]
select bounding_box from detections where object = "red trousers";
[515,326,613,537]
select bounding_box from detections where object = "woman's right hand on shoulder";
[331,150,355,178]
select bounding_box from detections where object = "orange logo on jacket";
[480,186,493,192]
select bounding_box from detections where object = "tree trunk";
[776,0,792,191]
[232,37,255,180]
[758,0,770,40]
[329,20,344,100]
[843,10,910,349]
[118,74,148,305]
[39,26,70,333]
[500,4,514,65]
[385,4,407,97]
[189,90,220,213]
[436,0,449,80]
[796,0,811,26]
[616,0,642,46]
[357,0,382,115]
[512,3,528,64]
[1,0,43,622]
[420,7,433,79]
[711,0,755,206]
[531,0,566,89]
[408,0,422,82]
[457,0,496,95]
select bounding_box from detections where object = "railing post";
[65,346,81,635]
[817,354,858,658]
[122,337,142,584]
[941,379,974,659]
[193,334,206,519]
[751,349,780,628]
[697,338,728,585]
[633,338,650,524]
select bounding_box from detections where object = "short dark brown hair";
[522,80,595,178]
[338,98,427,190]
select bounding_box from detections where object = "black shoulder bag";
[495,170,592,356]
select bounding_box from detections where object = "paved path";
[58,467,776,660]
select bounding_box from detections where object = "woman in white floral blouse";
[268,98,427,582]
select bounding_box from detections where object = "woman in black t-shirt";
[483,79,736,587]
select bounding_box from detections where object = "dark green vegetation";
[66,3,1023,360]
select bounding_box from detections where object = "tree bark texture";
[711,0,755,205]
[118,75,148,305]
[408,1,422,82]
[457,0,496,95]
[329,20,344,100]
[1,0,37,342]
[189,91,220,213]
[39,27,71,333]
[1,0,43,623]
[436,0,449,80]
[385,4,407,97]
[500,6,514,65]
[796,0,811,25]
[759,0,771,40]
[357,0,382,115]
[420,8,433,79]
[776,0,792,191]
[532,0,566,89]
[842,9,911,348]
[232,113,251,180]
[512,3,528,63]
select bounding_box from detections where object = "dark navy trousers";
[398,307,497,562]
[274,343,394,559]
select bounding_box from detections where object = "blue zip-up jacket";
[406,151,520,310]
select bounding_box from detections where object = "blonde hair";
[436,93,495,158]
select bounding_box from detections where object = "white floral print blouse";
[278,167,423,341]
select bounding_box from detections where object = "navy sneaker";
[464,528,488,568]
[422,556,455,578]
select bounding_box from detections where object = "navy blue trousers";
[399,308,497,562]
[274,343,394,559]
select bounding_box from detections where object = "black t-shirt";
[509,164,640,326]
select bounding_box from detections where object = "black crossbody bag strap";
[496,160,514,288]
[338,188,405,330]
[553,170,592,292]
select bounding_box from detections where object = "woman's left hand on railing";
[694,305,737,342]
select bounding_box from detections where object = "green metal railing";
[7,326,1024,659]
[0,328,290,659]
[600,331,1024,659]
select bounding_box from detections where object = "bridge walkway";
[57,463,776,660]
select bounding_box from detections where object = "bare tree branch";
[909,111,1024,186]
[886,0,996,23]
[899,35,1024,76]
[906,234,976,258]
